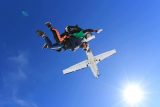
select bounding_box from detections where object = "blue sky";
[0,0,160,107]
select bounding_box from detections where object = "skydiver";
[64,24,103,51]
[36,22,103,51]
[36,22,72,52]
[64,25,103,39]
[46,22,103,51]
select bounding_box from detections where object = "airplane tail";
[86,49,116,78]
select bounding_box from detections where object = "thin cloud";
[0,95,38,107]
[18,68,27,79]
[1,51,38,107]
[7,51,29,80]
[14,98,38,107]
[8,51,28,67]
[12,88,38,107]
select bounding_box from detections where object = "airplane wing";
[63,60,89,74]
[94,49,116,64]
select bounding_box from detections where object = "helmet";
[65,25,80,33]
[65,26,69,32]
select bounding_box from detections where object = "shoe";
[36,30,45,37]
[45,22,52,28]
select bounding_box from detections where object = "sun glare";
[123,84,144,105]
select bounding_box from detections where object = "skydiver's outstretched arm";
[65,25,103,34]
[83,29,103,33]
[83,29,95,33]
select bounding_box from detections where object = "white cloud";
[0,96,38,107]
[14,98,38,107]
[12,87,38,107]
[0,51,38,107]
[7,51,29,80]
[8,51,28,67]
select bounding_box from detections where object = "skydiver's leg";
[36,30,53,48]
[42,36,53,48]
[45,22,67,43]
[50,28,64,43]
[81,42,88,51]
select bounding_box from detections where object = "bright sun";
[123,84,144,105]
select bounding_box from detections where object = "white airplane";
[63,49,116,78]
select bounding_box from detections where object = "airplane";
[63,49,116,78]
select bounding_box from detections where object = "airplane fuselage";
[86,50,99,78]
